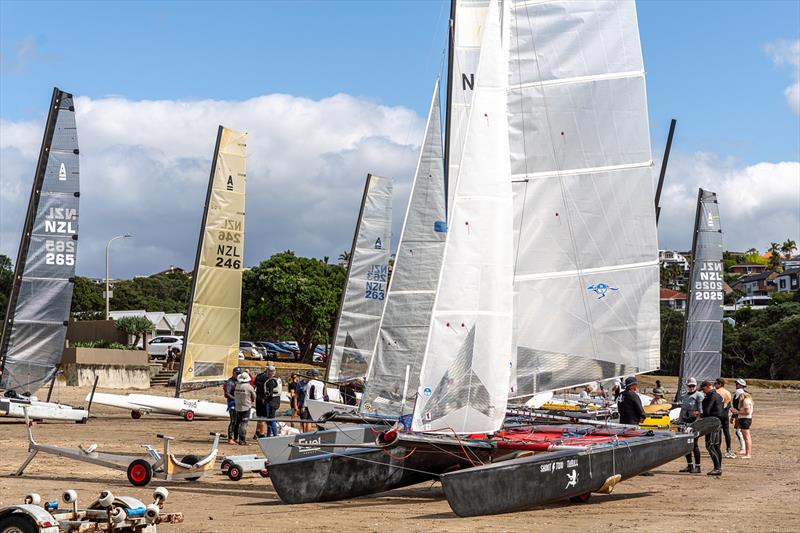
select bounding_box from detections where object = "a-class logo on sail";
[58,163,67,181]
[226,175,234,191]
[587,283,618,299]
[374,237,382,250]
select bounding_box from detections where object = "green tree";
[110,272,192,313]
[0,254,13,313]
[241,251,345,363]
[114,316,154,349]
[70,276,105,319]
[768,242,782,271]
[781,239,797,260]
[659,305,685,376]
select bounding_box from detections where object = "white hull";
[305,398,358,424]
[86,392,229,419]
[0,397,88,422]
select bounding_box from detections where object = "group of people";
[615,375,754,477]
[222,366,329,445]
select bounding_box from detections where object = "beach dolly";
[220,454,269,481]
[14,409,220,487]
[0,486,183,532]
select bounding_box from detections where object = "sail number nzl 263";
[694,261,723,301]
[365,264,387,300]
[215,218,242,270]
[44,207,77,266]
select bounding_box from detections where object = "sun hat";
[237,373,250,383]
[736,378,747,387]
[624,376,638,388]
[687,377,697,386]
[267,365,276,372]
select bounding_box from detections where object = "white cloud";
[764,39,800,115]
[0,93,423,278]
[657,152,800,252]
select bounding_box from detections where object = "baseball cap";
[267,365,276,372]
[700,380,713,388]
[736,378,747,387]
[624,376,638,387]
[233,367,242,374]
[309,368,321,376]
[686,377,697,386]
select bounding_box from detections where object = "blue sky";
[1,1,798,277]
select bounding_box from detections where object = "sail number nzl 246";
[215,218,242,269]
[44,207,77,266]
[694,261,723,300]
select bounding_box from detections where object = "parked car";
[255,341,295,361]
[239,341,265,360]
[276,341,301,359]
[313,345,328,364]
[147,336,183,360]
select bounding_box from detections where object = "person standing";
[679,377,705,473]
[700,380,724,476]
[731,378,748,455]
[734,391,754,458]
[651,387,668,405]
[223,367,241,445]
[253,367,270,439]
[618,377,646,425]
[578,384,595,404]
[264,366,282,437]
[715,378,734,458]
[234,371,256,446]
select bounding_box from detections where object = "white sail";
[447,0,491,214]
[360,81,446,418]
[178,127,247,387]
[327,174,393,383]
[507,0,660,398]
[412,0,513,434]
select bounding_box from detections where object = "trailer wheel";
[220,459,232,472]
[183,410,195,421]
[181,455,201,481]
[227,464,243,481]
[127,459,153,487]
[259,468,269,478]
[0,514,38,533]
[569,492,591,504]
[131,410,142,420]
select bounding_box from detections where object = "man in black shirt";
[618,376,646,425]
[701,380,724,476]
[253,368,269,439]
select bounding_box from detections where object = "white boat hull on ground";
[0,397,88,422]
[86,392,230,420]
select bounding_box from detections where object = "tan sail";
[178,126,247,388]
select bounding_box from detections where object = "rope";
[328,449,441,478]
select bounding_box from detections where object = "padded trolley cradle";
[220,454,269,481]
[15,409,220,487]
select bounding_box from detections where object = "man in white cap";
[730,378,748,454]
[678,377,705,473]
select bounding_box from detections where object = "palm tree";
[781,239,797,260]
[768,242,782,271]
[337,250,351,267]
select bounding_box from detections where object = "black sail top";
[0,88,80,395]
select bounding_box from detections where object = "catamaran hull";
[0,397,88,422]
[87,392,230,419]
[441,430,705,517]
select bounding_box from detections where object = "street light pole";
[105,234,132,320]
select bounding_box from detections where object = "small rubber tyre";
[569,492,591,504]
[227,464,243,481]
[0,514,38,533]
[127,459,153,487]
[181,454,201,481]
[258,468,269,478]
[220,459,232,472]
[131,410,142,420]
[183,410,195,422]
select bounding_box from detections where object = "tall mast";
[175,126,224,397]
[442,0,456,219]
[655,118,677,224]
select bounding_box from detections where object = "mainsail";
[0,88,80,395]
[446,0,490,214]
[507,0,660,398]
[360,81,446,417]
[326,174,393,383]
[176,126,247,392]
[677,188,724,399]
[412,0,513,434]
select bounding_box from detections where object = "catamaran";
[0,87,88,423]
[88,126,247,420]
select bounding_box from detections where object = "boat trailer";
[15,409,220,487]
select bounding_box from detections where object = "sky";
[1,0,799,279]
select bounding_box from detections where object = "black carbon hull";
[441,430,697,516]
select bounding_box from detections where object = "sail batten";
[0,88,79,395]
[326,174,393,384]
[177,126,246,390]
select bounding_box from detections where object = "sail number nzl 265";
[694,261,723,300]
[44,207,77,266]
[214,218,242,269]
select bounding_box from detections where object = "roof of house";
[775,267,800,277]
[660,288,687,300]
[737,271,777,283]
[729,263,767,269]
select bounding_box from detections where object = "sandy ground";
[1,382,798,532]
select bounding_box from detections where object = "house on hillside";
[773,268,800,293]
[728,264,768,277]
[660,288,687,312]
[729,271,778,298]
[782,256,800,270]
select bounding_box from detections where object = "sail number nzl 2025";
[694,261,723,301]
[215,218,242,269]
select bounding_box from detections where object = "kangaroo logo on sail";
[44,208,77,234]
[587,283,618,299]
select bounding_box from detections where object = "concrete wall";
[61,348,150,389]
